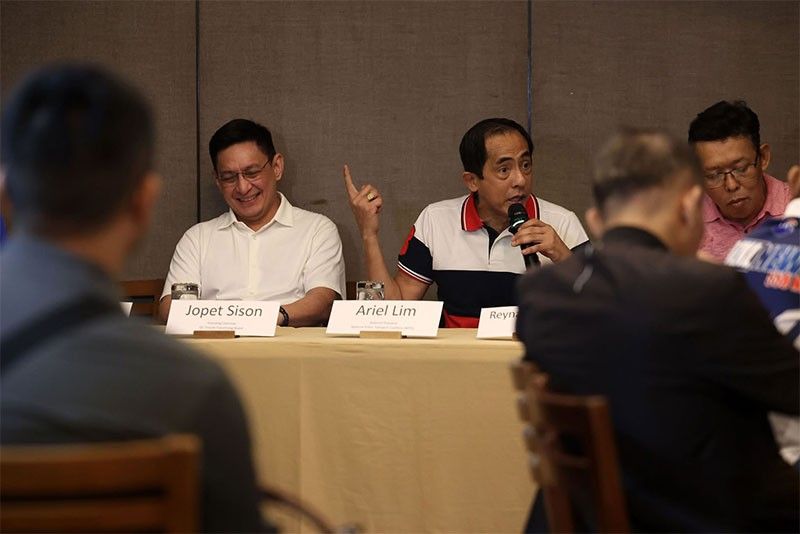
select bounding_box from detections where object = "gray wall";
[532,1,800,221]
[2,0,798,281]
[1,0,197,279]
[197,0,529,279]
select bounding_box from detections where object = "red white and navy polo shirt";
[397,193,588,327]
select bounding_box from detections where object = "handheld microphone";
[508,203,540,268]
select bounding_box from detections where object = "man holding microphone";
[344,117,587,327]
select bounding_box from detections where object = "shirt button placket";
[248,233,258,297]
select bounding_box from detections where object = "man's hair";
[593,128,701,212]
[1,64,154,236]
[209,119,276,171]
[687,100,761,150]
[459,118,533,177]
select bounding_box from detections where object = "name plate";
[165,300,279,337]
[326,300,443,338]
[477,306,518,339]
[120,302,133,316]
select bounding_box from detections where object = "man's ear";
[462,172,480,193]
[585,206,605,239]
[272,153,285,182]
[130,172,162,228]
[680,184,703,226]
[758,143,771,172]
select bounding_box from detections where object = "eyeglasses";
[216,160,270,186]
[703,157,760,189]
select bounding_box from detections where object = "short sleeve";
[162,226,202,299]
[397,209,434,285]
[559,211,589,250]
[302,217,346,298]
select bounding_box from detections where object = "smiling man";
[688,101,792,262]
[344,117,587,327]
[159,119,345,325]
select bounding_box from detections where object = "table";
[184,328,535,533]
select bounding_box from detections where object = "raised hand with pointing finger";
[343,164,383,239]
[342,164,428,301]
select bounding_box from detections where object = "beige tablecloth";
[185,328,535,533]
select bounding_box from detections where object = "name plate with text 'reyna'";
[326,300,444,338]
[165,300,279,337]
[476,306,518,339]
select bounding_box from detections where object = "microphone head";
[508,203,528,234]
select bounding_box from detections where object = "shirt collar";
[460,193,539,232]
[702,173,786,227]
[216,192,294,232]
[602,226,668,251]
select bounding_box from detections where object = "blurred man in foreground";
[0,65,273,532]
[345,117,587,327]
[688,100,791,261]
[518,129,798,531]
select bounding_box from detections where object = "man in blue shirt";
[0,64,273,533]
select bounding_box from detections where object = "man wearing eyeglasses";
[688,100,792,262]
[159,119,345,325]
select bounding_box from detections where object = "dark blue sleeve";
[397,225,433,284]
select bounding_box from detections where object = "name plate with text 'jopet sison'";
[166,300,279,336]
[326,300,443,337]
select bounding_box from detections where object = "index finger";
[343,164,359,198]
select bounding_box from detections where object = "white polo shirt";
[162,193,345,303]
[397,193,588,327]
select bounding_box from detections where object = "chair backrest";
[0,434,199,533]
[120,278,165,319]
[509,360,630,533]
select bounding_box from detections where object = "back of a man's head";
[591,129,705,255]
[687,100,760,149]
[593,128,702,215]
[0,64,154,237]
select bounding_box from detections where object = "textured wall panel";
[0,0,197,279]
[199,0,529,281]
[532,0,800,226]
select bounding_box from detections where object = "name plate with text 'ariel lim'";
[476,306,518,339]
[326,300,443,338]
[165,300,279,337]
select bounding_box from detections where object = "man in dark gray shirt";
[0,64,273,533]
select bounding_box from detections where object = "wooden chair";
[120,278,165,320]
[0,434,199,533]
[509,361,630,533]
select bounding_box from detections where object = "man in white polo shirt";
[344,117,588,327]
[159,119,345,326]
